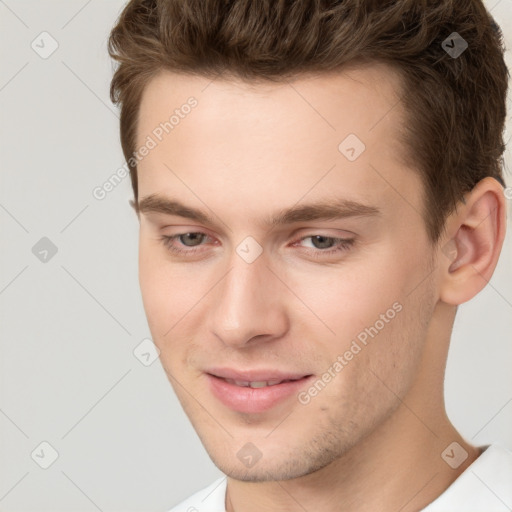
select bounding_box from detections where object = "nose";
[208,250,289,348]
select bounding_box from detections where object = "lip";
[205,368,313,414]
[206,367,310,382]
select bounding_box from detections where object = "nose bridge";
[209,249,287,346]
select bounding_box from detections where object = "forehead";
[135,64,422,229]
[137,63,406,144]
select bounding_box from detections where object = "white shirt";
[168,444,512,512]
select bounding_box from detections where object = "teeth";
[225,378,289,388]
[249,381,268,388]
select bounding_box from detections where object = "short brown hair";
[108,0,509,243]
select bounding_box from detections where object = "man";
[108,1,512,510]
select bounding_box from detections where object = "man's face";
[136,65,439,480]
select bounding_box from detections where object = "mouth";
[205,369,313,414]
[222,378,303,388]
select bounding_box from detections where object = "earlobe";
[438,177,507,306]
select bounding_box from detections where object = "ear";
[438,177,507,306]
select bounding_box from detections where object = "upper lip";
[206,368,311,382]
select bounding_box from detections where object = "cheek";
[289,250,432,392]
[138,243,185,345]
[284,255,405,345]
[138,241,214,374]
[300,295,428,438]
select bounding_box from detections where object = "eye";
[160,232,211,255]
[159,232,355,259]
[293,235,355,258]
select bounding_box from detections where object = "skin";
[134,63,506,512]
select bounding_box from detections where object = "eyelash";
[159,233,355,259]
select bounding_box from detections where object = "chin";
[216,461,318,483]
[206,439,346,483]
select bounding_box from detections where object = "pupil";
[313,235,332,249]
[181,233,203,246]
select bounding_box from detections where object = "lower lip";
[206,374,313,414]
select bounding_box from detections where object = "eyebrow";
[137,193,381,226]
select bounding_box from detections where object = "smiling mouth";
[222,377,305,388]
[206,373,314,413]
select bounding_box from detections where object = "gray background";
[0,1,511,510]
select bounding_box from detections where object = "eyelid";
[159,227,353,245]
[160,230,356,259]
[291,227,356,239]
[160,225,354,239]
